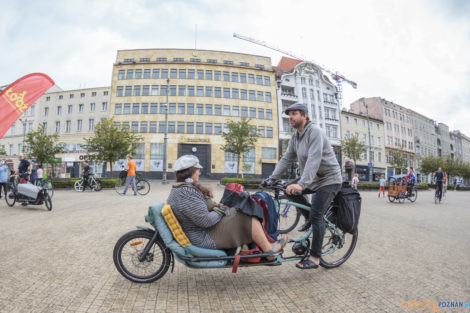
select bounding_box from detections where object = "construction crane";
[233,33,357,107]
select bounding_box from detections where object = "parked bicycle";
[114,170,150,195]
[434,185,442,204]
[74,174,103,192]
[113,180,358,283]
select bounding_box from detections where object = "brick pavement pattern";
[0,182,469,313]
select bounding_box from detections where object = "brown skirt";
[209,207,252,249]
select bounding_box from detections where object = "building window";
[132,103,139,114]
[257,91,263,101]
[215,87,221,98]
[187,69,195,79]
[223,88,230,98]
[89,119,95,131]
[267,127,273,138]
[258,126,265,137]
[188,86,195,96]
[187,103,194,115]
[232,106,239,117]
[223,60,233,65]
[173,57,184,62]
[178,103,185,114]
[65,120,71,133]
[248,74,254,84]
[240,73,247,83]
[118,70,125,80]
[150,103,158,114]
[161,69,168,78]
[57,106,62,115]
[265,92,271,102]
[249,90,255,100]
[231,72,238,82]
[207,59,217,64]
[125,86,132,96]
[214,71,221,81]
[262,147,276,159]
[160,85,168,96]
[55,121,60,133]
[177,122,185,133]
[59,95,63,99]
[149,121,157,133]
[152,69,159,78]
[206,70,212,80]
[187,122,194,133]
[140,121,148,133]
[178,85,186,96]
[169,103,176,114]
[223,71,229,81]
[141,103,148,114]
[126,70,133,79]
[179,69,186,79]
[151,85,159,96]
[115,103,122,114]
[214,123,222,135]
[241,106,248,118]
[214,104,221,116]
[170,85,176,96]
[302,88,307,98]
[258,108,264,119]
[196,122,203,134]
[116,86,123,97]
[223,105,230,116]
[69,94,74,99]
[67,105,73,114]
[135,69,142,79]
[250,107,256,118]
[205,123,212,134]
[205,104,212,115]
[170,69,177,79]
[196,86,204,97]
[241,89,247,100]
[266,109,272,120]
[142,85,149,96]
[264,76,271,86]
[77,120,82,132]
[90,103,96,112]
[130,121,138,132]
[256,75,263,85]
[158,122,166,133]
[122,122,129,130]
[197,70,204,79]
[102,102,108,111]
[134,85,141,96]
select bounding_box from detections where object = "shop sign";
[180,136,210,143]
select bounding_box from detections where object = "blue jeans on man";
[122,175,137,195]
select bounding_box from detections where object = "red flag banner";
[0,73,54,138]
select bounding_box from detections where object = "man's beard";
[291,119,304,129]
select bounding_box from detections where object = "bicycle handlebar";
[260,179,303,196]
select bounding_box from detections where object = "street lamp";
[162,78,170,184]
[18,117,28,154]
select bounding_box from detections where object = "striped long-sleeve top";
[166,185,222,249]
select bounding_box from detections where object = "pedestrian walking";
[379,174,386,198]
[0,160,8,199]
[121,155,137,196]
[30,159,38,185]
[352,173,359,190]
[36,165,44,186]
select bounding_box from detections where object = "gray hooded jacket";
[270,122,342,191]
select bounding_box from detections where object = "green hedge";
[220,178,262,190]
[51,178,118,189]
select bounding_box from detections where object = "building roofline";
[116,48,272,60]
[43,86,111,94]
[341,109,384,123]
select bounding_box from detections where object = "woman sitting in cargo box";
[166,155,287,254]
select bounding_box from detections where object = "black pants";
[83,175,90,190]
[436,181,443,200]
[0,182,6,198]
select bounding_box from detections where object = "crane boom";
[233,32,357,90]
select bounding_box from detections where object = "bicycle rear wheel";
[136,179,150,195]
[320,225,358,269]
[277,204,302,234]
[44,179,54,198]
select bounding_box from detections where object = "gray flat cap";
[173,155,203,172]
[284,103,308,115]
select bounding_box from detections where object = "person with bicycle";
[0,160,8,199]
[121,155,137,196]
[266,103,342,270]
[81,161,92,191]
[434,167,444,201]
[405,167,415,197]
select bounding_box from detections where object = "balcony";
[281,93,298,101]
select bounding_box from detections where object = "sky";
[1,0,470,134]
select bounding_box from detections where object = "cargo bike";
[113,181,359,283]
[5,175,52,211]
[387,174,417,203]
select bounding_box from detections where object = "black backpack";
[333,183,361,234]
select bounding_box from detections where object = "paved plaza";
[0,182,469,313]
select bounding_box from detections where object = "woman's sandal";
[266,236,288,261]
[295,258,319,269]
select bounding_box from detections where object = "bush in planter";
[221,177,245,185]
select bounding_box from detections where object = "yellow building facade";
[109,49,279,178]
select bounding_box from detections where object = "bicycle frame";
[274,199,344,263]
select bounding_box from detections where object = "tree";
[389,150,407,175]
[341,135,367,173]
[82,118,143,177]
[420,156,441,175]
[25,124,64,164]
[0,147,6,156]
[221,118,258,178]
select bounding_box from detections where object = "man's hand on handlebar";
[286,183,303,195]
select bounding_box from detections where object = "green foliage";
[341,136,367,172]
[25,124,64,164]
[420,156,441,175]
[52,178,118,189]
[221,118,258,178]
[82,118,142,177]
[221,177,245,185]
[420,155,470,179]
[0,147,6,155]
[220,177,262,189]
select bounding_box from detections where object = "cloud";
[1,0,469,135]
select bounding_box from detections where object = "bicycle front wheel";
[277,204,302,234]
[74,180,84,192]
[114,178,126,194]
[320,226,358,268]
[44,180,54,198]
[136,180,150,195]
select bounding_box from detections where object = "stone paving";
[0,182,469,313]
